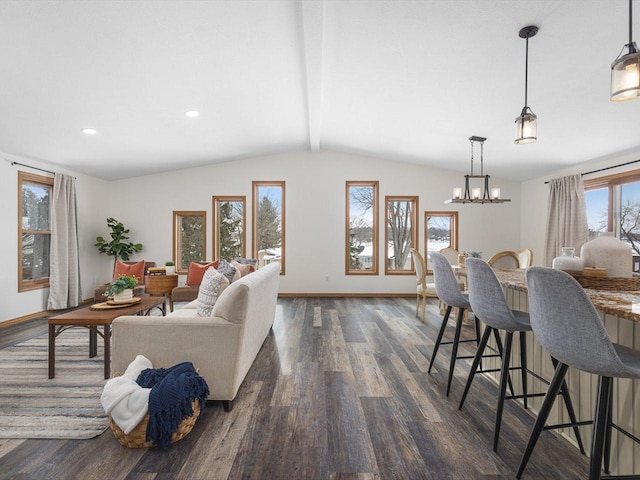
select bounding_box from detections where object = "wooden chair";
[516,248,533,268]
[439,247,460,266]
[410,248,437,321]
[488,251,520,269]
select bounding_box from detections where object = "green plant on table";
[468,251,483,258]
[165,261,175,266]
[103,275,138,297]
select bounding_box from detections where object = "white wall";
[1,154,111,323]
[521,148,640,266]
[107,150,522,295]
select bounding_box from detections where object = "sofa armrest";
[112,316,242,400]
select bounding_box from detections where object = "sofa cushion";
[196,268,229,317]
[216,259,239,283]
[234,257,258,268]
[186,261,219,286]
[231,260,253,277]
[114,260,145,285]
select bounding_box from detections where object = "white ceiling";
[0,0,638,181]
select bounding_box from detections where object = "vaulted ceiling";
[0,0,637,181]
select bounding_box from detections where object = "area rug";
[0,328,109,439]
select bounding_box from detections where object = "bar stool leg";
[551,356,587,455]
[493,331,513,451]
[428,305,452,374]
[604,386,613,474]
[492,329,515,397]
[458,326,492,410]
[516,362,570,479]
[519,331,528,410]
[446,307,466,397]
[589,376,613,480]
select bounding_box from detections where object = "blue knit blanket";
[136,362,209,448]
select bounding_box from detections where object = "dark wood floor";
[0,297,589,479]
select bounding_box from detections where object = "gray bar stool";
[519,267,640,480]
[428,252,482,396]
[459,258,584,454]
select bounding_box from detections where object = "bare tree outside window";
[385,196,418,274]
[424,211,458,271]
[346,181,378,275]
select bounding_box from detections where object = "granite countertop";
[458,267,640,323]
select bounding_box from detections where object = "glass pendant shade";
[514,109,537,144]
[611,48,640,101]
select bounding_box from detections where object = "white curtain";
[47,173,82,309]
[544,174,589,266]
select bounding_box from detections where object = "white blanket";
[100,355,153,434]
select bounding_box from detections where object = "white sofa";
[111,262,280,411]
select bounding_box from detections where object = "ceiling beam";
[300,0,324,153]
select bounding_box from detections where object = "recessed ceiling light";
[81,128,97,135]
[185,110,200,118]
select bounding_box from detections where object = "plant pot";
[165,266,176,276]
[112,289,133,303]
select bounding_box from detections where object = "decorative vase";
[458,252,468,267]
[552,247,585,271]
[112,289,133,303]
[580,232,632,278]
[165,266,176,276]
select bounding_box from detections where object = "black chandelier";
[611,0,640,101]
[515,25,539,144]
[446,136,511,205]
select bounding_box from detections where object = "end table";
[144,274,178,312]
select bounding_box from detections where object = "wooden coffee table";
[48,296,166,379]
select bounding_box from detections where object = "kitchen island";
[459,267,639,476]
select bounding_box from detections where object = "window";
[172,211,206,274]
[252,181,285,273]
[346,181,379,275]
[18,171,53,292]
[385,196,418,275]
[585,169,640,271]
[213,196,246,261]
[424,211,459,271]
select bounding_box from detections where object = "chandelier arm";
[630,0,633,48]
[524,36,529,108]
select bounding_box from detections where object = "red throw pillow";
[186,261,219,286]
[113,260,145,285]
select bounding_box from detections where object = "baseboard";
[1,297,94,328]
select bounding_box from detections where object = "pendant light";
[515,26,538,144]
[446,136,510,204]
[611,0,640,101]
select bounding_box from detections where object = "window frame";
[213,196,246,261]
[18,171,53,292]
[584,169,640,234]
[252,181,286,275]
[172,211,207,274]
[345,180,379,275]
[424,211,459,273]
[385,195,418,275]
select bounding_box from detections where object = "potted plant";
[95,218,143,272]
[165,261,176,276]
[103,274,139,303]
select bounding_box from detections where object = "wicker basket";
[109,400,200,448]
[564,270,640,291]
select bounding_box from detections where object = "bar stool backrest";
[466,258,521,331]
[430,252,469,309]
[526,267,633,378]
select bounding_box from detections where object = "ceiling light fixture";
[81,128,97,135]
[515,25,538,144]
[611,0,640,101]
[185,110,200,118]
[446,136,510,205]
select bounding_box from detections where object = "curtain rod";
[544,158,640,184]
[11,161,56,176]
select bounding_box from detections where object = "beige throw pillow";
[196,267,229,317]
